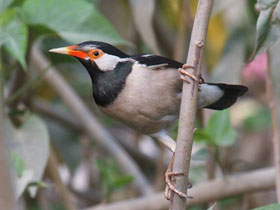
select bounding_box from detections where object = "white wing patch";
[146,63,169,69]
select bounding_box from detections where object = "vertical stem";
[0,53,16,210]
[265,51,280,202]
[170,0,214,209]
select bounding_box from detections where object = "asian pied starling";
[49,41,248,199]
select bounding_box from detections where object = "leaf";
[113,175,134,189]
[254,0,280,57]
[0,0,13,14]
[242,108,271,131]
[9,151,26,177]
[0,9,28,69]
[22,0,125,45]
[129,0,160,53]
[193,129,213,144]
[4,114,50,198]
[251,203,280,210]
[206,109,237,146]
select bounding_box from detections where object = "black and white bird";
[49,41,248,197]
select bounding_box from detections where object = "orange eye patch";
[88,49,103,60]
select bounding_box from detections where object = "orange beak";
[49,45,88,59]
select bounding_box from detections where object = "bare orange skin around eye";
[88,49,104,60]
[66,45,103,61]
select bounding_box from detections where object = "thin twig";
[46,147,76,210]
[30,43,153,195]
[265,51,280,202]
[84,167,275,210]
[170,0,214,209]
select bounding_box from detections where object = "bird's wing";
[131,54,183,70]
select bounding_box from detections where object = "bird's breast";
[98,63,182,134]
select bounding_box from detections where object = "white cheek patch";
[94,54,121,71]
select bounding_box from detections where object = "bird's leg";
[150,132,192,199]
[164,153,193,200]
[178,64,203,84]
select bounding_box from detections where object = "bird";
[49,41,248,199]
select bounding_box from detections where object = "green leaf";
[193,129,213,144]
[0,9,28,69]
[0,0,13,14]
[4,113,50,198]
[254,0,280,56]
[242,108,271,131]
[206,109,237,146]
[9,151,26,177]
[251,203,280,210]
[22,0,125,45]
[113,175,134,189]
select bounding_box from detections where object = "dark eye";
[93,51,99,56]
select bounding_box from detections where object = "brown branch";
[30,44,153,195]
[83,167,275,210]
[30,99,163,171]
[171,0,214,209]
[265,51,280,202]
[30,99,83,133]
[46,147,76,210]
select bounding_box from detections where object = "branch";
[46,147,76,210]
[84,167,275,210]
[171,0,214,209]
[30,99,164,171]
[30,99,83,133]
[265,51,280,201]
[30,44,153,195]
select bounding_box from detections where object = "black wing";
[131,54,183,69]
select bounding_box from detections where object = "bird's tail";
[203,83,248,110]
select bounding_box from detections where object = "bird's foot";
[178,64,204,84]
[164,154,193,200]
[165,171,192,200]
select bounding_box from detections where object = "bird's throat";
[86,61,133,107]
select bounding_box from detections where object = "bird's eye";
[93,51,99,56]
[89,49,103,60]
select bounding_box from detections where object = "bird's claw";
[178,64,204,84]
[164,171,193,200]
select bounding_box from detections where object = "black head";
[49,41,129,73]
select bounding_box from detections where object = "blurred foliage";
[0,9,28,68]
[0,0,280,209]
[254,0,280,57]
[96,159,134,200]
[252,203,280,210]
[242,107,271,131]
[9,151,26,177]
[4,113,49,198]
[194,109,237,147]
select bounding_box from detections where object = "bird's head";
[49,41,129,73]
